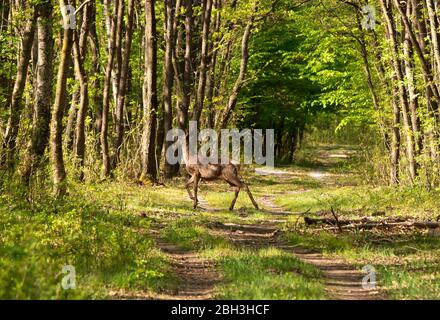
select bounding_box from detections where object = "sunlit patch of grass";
[204,247,325,299]
[161,218,229,250]
[378,259,440,299]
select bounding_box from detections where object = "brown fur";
[184,160,259,210]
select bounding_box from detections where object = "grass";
[0,180,178,299]
[209,247,325,300]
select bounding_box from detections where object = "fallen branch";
[323,221,440,231]
[304,216,407,226]
[330,206,342,233]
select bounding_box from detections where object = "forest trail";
[256,198,382,300]
[155,145,383,300]
[253,146,383,299]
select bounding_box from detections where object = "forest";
[0,0,439,300]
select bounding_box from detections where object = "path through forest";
[153,145,383,300]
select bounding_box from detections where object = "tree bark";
[88,3,102,154]
[163,0,179,178]
[72,4,92,181]
[177,0,193,131]
[2,7,37,168]
[192,0,213,123]
[50,0,74,197]
[100,0,119,177]
[140,0,158,183]
[381,0,417,182]
[218,12,255,129]
[403,1,422,155]
[112,0,135,169]
[21,1,53,183]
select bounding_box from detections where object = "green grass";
[161,218,228,250]
[204,247,325,300]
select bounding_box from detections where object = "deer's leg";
[193,173,201,209]
[185,176,195,200]
[229,186,240,211]
[243,183,259,210]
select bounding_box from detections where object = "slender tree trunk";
[100,0,119,177]
[72,9,91,181]
[112,0,135,168]
[177,0,193,131]
[163,0,179,178]
[111,0,124,107]
[2,8,37,168]
[218,10,255,129]
[64,4,90,152]
[140,0,158,183]
[50,0,75,197]
[392,0,440,115]
[381,0,417,182]
[192,0,213,123]
[425,0,440,79]
[403,2,423,155]
[88,3,102,154]
[64,90,78,150]
[205,0,220,129]
[21,1,53,183]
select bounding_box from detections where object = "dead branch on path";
[304,215,440,231]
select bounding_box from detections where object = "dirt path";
[154,239,221,300]
[249,149,385,300]
[208,216,383,300]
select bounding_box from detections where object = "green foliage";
[0,181,175,299]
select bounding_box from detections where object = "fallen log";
[304,216,408,226]
[323,221,440,231]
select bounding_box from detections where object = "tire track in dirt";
[153,239,221,300]
[254,187,384,300]
[207,215,383,300]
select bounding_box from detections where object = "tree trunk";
[218,16,254,129]
[192,0,213,123]
[72,5,91,181]
[163,0,179,178]
[140,0,158,183]
[2,7,37,168]
[100,0,119,177]
[21,1,53,183]
[177,0,193,131]
[425,0,440,79]
[403,1,422,155]
[112,0,135,169]
[392,0,440,115]
[88,3,102,155]
[381,0,417,182]
[50,0,74,198]
[111,0,124,108]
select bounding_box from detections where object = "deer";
[179,135,259,211]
